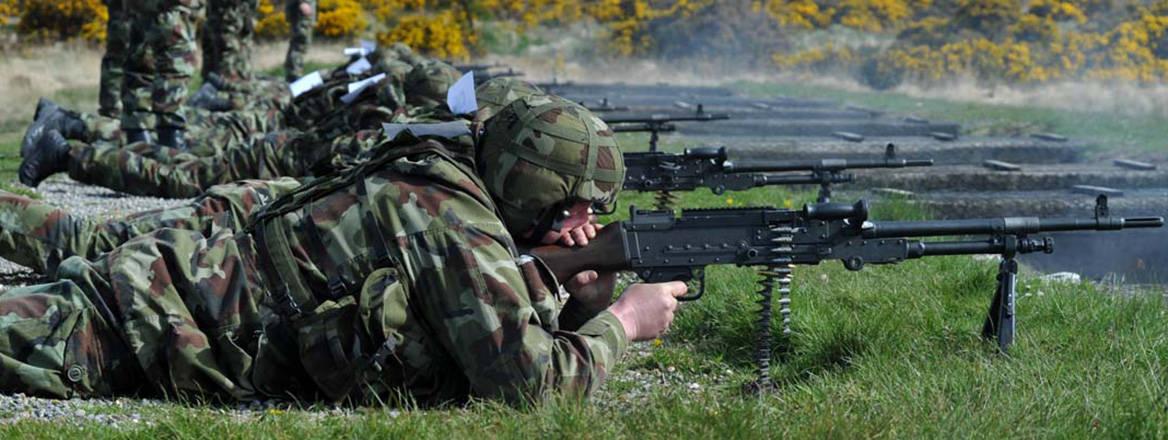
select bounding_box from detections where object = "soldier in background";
[18,62,471,198]
[201,0,259,85]
[1,79,545,275]
[121,0,205,149]
[98,0,130,119]
[0,96,684,405]
[284,0,317,82]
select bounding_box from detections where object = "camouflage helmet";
[478,94,625,237]
[404,60,462,108]
[388,42,414,58]
[375,57,415,82]
[474,78,545,122]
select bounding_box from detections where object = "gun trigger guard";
[678,268,706,301]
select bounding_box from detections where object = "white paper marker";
[346,57,372,76]
[343,40,378,57]
[445,71,478,115]
[341,73,387,104]
[289,71,323,97]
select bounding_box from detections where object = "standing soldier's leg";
[99,0,130,118]
[0,178,301,274]
[149,0,204,150]
[217,0,258,83]
[120,11,156,145]
[200,0,222,80]
[283,0,316,82]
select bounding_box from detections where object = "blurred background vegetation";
[3,0,1168,89]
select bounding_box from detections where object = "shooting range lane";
[551,82,1164,285]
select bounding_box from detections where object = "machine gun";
[472,68,525,85]
[581,98,630,112]
[603,108,731,152]
[455,63,508,72]
[624,144,932,209]
[530,195,1163,391]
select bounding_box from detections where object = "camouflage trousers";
[99,0,130,118]
[284,0,317,82]
[201,0,258,83]
[78,105,284,158]
[122,0,205,130]
[0,180,307,400]
[64,130,379,198]
[0,225,315,400]
[0,178,301,274]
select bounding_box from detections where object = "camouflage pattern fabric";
[75,105,284,157]
[0,178,300,274]
[473,78,545,124]
[121,0,205,131]
[477,95,625,233]
[404,61,463,109]
[201,0,258,83]
[284,0,317,82]
[63,129,388,198]
[0,139,627,404]
[99,0,130,118]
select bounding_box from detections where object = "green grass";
[732,81,1168,156]
[1,79,1166,438]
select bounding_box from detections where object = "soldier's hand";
[559,270,617,331]
[559,216,600,247]
[608,282,688,341]
[565,270,616,309]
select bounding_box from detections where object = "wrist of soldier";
[607,302,639,342]
[559,297,606,332]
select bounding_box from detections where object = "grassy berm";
[0,84,1166,438]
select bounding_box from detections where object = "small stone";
[688,383,700,391]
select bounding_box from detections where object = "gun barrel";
[727,158,934,173]
[603,113,731,124]
[864,216,1164,238]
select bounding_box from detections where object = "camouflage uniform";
[201,0,258,84]
[41,65,472,198]
[284,0,317,82]
[0,97,628,404]
[0,178,301,274]
[64,128,390,198]
[99,0,130,118]
[67,59,443,156]
[121,0,205,132]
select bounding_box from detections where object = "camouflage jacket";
[248,137,627,404]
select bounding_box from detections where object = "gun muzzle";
[1123,216,1165,228]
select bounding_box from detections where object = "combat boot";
[21,98,86,158]
[158,128,188,151]
[19,130,71,187]
[188,84,235,111]
[125,128,154,145]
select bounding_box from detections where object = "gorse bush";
[773,0,1168,86]
[1,0,107,41]
[7,0,1168,86]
